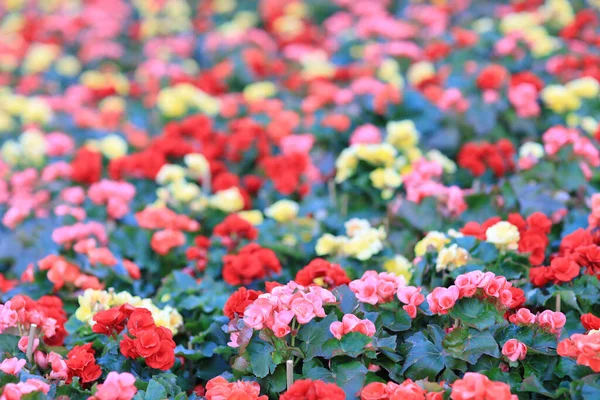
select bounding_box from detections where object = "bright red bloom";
[477,65,509,91]
[71,148,102,184]
[223,287,261,319]
[213,214,258,244]
[280,379,346,400]
[66,343,102,384]
[222,243,281,285]
[295,259,350,289]
[92,306,129,336]
[581,313,600,331]
[458,140,515,177]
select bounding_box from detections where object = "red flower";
[581,313,600,331]
[457,140,514,178]
[549,256,580,282]
[529,266,554,287]
[36,295,68,346]
[223,287,261,319]
[280,379,346,400]
[213,214,258,245]
[477,64,509,91]
[133,329,161,357]
[127,308,155,336]
[146,327,176,370]
[92,306,128,336]
[560,228,594,255]
[66,343,102,384]
[575,245,600,276]
[71,148,102,184]
[222,243,281,285]
[295,259,350,289]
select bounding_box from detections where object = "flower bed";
[1,0,600,399]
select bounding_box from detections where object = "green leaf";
[141,379,168,400]
[521,375,568,398]
[340,332,371,357]
[247,335,277,378]
[443,327,500,364]
[378,309,412,332]
[297,314,337,360]
[449,298,504,331]
[332,360,368,399]
[399,332,446,380]
[0,334,19,357]
[333,285,358,314]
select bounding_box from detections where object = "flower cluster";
[427,271,524,315]
[330,314,376,340]
[75,289,183,335]
[509,308,567,335]
[316,219,386,261]
[204,376,267,400]
[240,282,335,338]
[360,379,438,400]
[222,243,281,286]
[458,139,515,177]
[558,330,600,372]
[451,373,518,400]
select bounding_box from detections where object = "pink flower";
[18,336,39,353]
[290,297,316,324]
[92,371,138,400]
[329,314,376,340]
[150,229,186,255]
[0,357,26,375]
[350,124,382,145]
[427,286,460,315]
[349,276,379,305]
[48,352,69,380]
[537,310,566,334]
[502,339,527,362]
[0,301,18,331]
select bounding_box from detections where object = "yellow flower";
[407,61,435,86]
[237,210,264,226]
[315,233,346,256]
[519,142,544,160]
[170,181,201,203]
[356,143,397,167]
[566,77,600,99]
[541,85,581,114]
[405,147,423,163]
[23,44,59,74]
[265,200,299,223]
[157,87,187,118]
[378,59,404,89]
[386,120,419,150]
[485,221,520,250]
[156,164,186,185]
[370,168,402,199]
[213,0,236,13]
[427,150,456,174]
[0,111,14,133]
[21,98,53,125]
[335,147,358,183]
[542,0,574,27]
[210,187,244,213]
[344,218,371,237]
[500,12,539,34]
[435,244,470,272]
[243,81,277,103]
[343,228,385,260]
[581,117,598,135]
[301,51,335,80]
[414,231,449,257]
[100,96,126,114]
[99,134,128,160]
[384,255,413,282]
[56,55,81,77]
[1,140,21,166]
[20,129,46,165]
[184,153,209,179]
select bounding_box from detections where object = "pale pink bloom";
[45,132,74,156]
[537,310,566,334]
[48,352,68,380]
[502,339,527,362]
[18,336,39,353]
[427,286,460,315]
[350,124,382,145]
[61,187,86,205]
[0,357,26,375]
[93,371,138,400]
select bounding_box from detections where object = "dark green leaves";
[297,313,337,360]
[443,326,500,364]
[400,332,447,380]
[247,335,277,378]
[449,298,505,331]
